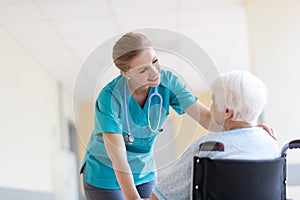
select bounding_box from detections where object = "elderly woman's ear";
[225,108,233,120]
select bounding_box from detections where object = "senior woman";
[150,70,279,200]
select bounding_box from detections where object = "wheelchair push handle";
[281,139,300,156]
[289,139,300,149]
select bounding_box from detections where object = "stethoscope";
[123,80,163,144]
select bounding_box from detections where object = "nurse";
[80,32,211,200]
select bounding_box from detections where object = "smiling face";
[124,48,161,88]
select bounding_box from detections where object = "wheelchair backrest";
[192,157,286,200]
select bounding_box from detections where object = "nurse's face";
[125,48,161,88]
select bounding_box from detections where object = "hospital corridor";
[1,0,300,199]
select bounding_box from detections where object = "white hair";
[212,70,267,125]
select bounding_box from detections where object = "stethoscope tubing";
[147,86,163,132]
[123,80,163,144]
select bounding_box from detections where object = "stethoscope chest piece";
[125,133,134,145]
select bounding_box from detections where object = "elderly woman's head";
[211,71,267,126]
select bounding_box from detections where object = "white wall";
[246,0,300,152]
[246,0,300,197]
[0,28,78,199]
[0,28,57,192]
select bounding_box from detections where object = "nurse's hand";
[257,124,277,140]
[150,193,158,200]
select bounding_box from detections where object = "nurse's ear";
[120,70,131,80]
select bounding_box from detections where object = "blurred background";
[0,0,299,199]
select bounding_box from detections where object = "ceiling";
[0,0,250,101]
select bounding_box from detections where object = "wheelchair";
[192,140,300,200]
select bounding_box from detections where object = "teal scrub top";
[80,70,197,189]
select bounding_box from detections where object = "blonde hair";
[112,32,152,72]
[212,71,267,125]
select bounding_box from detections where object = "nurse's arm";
[185,101,223,132]
[103,132,141,200]
[185,100,211,129]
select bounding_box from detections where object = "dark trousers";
[82,167,156,200]
[83,179,156,200]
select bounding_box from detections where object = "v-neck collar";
[125,81,154,112]
[124,80,154,126]
[142,87,154,111]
